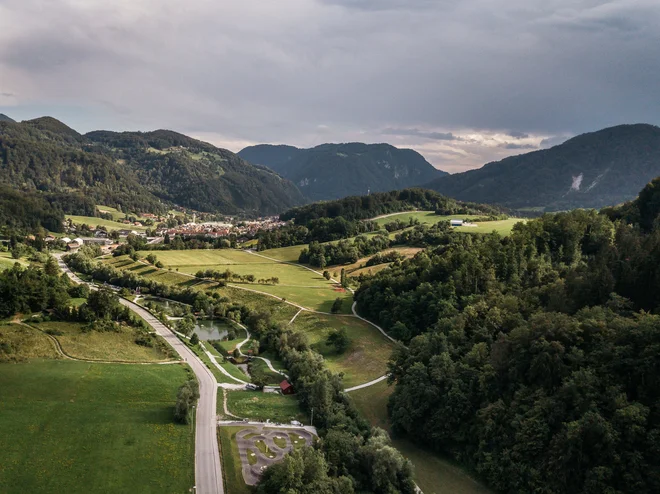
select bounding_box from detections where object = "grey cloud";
[0,0,658,173]
[507,131,529,139]
[381,128,459,140]
[319,0,439,11]
[502,143,537,150]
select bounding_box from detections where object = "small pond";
[194,319,230,341]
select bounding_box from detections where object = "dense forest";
[0,117,305,217]
[280,188,504,224]
[353,179,660,493]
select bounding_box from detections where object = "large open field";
[31,321,174,362]
[66,215,149,232]
[135,250,353,314]
[349,379,491,494]
[0,360,195,494]
[290,312,394,388]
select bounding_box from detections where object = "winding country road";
[56,255,225,494]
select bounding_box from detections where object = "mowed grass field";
[349,380,492,494]
[33,321,173,362]
[218,427,252,494]
[291,312,394,388]
[0,360,195,494]
[135,250,353,314]
[66,215,149,232]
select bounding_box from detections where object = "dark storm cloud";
[0,0,658,171]
[381,128,459,141]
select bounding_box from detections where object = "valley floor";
[0,360,195,494]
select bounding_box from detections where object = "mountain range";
[239,142,446,201]
[426,124,660,212]
[0,116,305,216]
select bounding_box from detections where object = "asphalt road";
[56,255,225,494]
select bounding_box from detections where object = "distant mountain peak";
[239,142,447,201]
[426,123,660,211]
[24,116,82,139]
[0,113,15,123]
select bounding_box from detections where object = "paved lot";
[233,426,315,485]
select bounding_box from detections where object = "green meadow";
[290,312,394,388]
[0,360,195,494]
[66,214,149,232]
[135,250,353,314]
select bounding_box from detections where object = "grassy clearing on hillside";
[218,427,252,494]
[0,251,28,270]
[393,439,492,494]
[95,205,125,221]
[0,360,195,494]
[32,321,172,362]
[0,323,58,360]
[135,250,353,313]
[372,211,523,236]
[66,215,149,232]
[373,211,480,227]
[349,378,394,431]
[224,390,307,423]
[454,218,524,235]
[291,312,394,388]
[349,377,492,494]
[257,244,307,262]
[326,246,423,278]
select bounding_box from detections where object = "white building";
[450,219,464,227]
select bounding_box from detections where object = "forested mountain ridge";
[239,142,446,201]
[0,113,15,123]
[0,117,306,216]
[84,129,306,214]
[426,124,660,211]
[0,119,165,214]
[354,180,660,494]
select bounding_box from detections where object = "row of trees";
[355,203,660,493]
[299,235,391,268]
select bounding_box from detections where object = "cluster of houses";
[156,217,286,239]
[59,236,114,251]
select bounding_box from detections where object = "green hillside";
[426,124,660,211]
[0,117,306,217]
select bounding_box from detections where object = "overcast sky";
[1,0,658,173]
